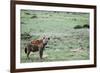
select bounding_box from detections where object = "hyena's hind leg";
[25,46,31,60]
[27,50,31,59]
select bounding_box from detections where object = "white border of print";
[16,4,94,69]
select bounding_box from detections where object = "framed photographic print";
[10,0,97,72]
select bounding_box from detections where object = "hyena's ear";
[43,36,45,39]
[48,37,50,40]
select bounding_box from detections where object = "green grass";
[20,9,90,63]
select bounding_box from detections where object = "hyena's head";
[42,36,50,45]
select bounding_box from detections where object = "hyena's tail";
[25,47,27,54]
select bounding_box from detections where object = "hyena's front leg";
[39,47,44,60]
